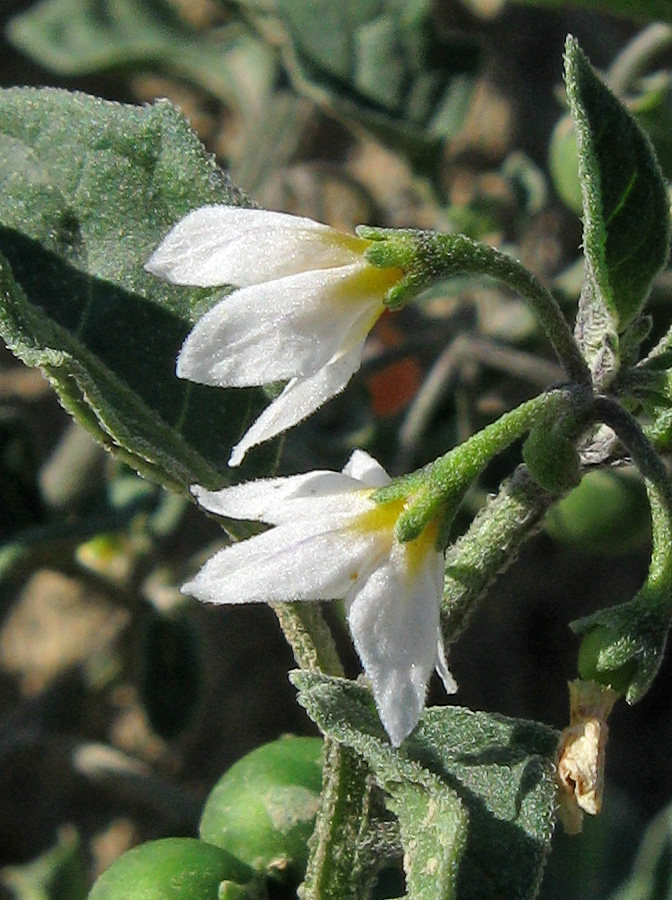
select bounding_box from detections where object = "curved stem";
[592,396,672,606]
[393,385,592,541]
[271,602,343,676]
[429,235,590,387]
[366,230,591,387]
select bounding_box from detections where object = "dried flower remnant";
[556,679,619,834]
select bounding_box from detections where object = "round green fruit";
[545,468,650,555]
[87,838,255,900]
[200,736,323,882]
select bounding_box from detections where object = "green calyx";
[572,596,669,704]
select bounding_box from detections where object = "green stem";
[270,605,372,900]
[433,235,590,386]
[394,386,591,541]
[300,743,373,900]
[440,465,554,643]
[592,396,672,608]
[271,603,343,676]
[365,230,591,386]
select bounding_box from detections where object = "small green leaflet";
[565,36,670,385]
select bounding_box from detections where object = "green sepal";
[370,469,427,507]
[395,478,468,544]
[572,595,669,703]
[565,36,670,382]
[291,671,558,900]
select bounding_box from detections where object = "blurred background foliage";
[1,1,672,897]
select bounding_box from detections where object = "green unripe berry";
[548,114,582,215]
[199,737,323,883]
[87,838,255,900]
[545,468,650,555]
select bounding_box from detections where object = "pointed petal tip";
[381,705,418,748]
[228,440,246,467]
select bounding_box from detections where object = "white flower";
[145,208,402,466]
[182,449,457,747]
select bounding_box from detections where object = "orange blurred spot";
[367,357,422,418]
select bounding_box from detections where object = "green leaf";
[386,781,468,900]
[7,0,277,119]
[262,0,481,169]
[565,36,670,383]
[292,671,559,900]
[8,0,190,74]
[0,87,277,495]
[509,0,672,24]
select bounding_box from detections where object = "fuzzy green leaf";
[0,87,276,494]
[565,37,670,383]
[7,0,189,74]
[292,671,558,900]
[263,0,481,168]
[7,0,276,116]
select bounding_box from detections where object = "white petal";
[192,472,374,525]
[146,206,364,287]
[176,264,377,387]
[229,343,364,466]
[182,519,383,605]
[436,638,458,695]
[342,449,391,488]
[346,543,443,747]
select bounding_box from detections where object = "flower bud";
[522,424,580,494]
